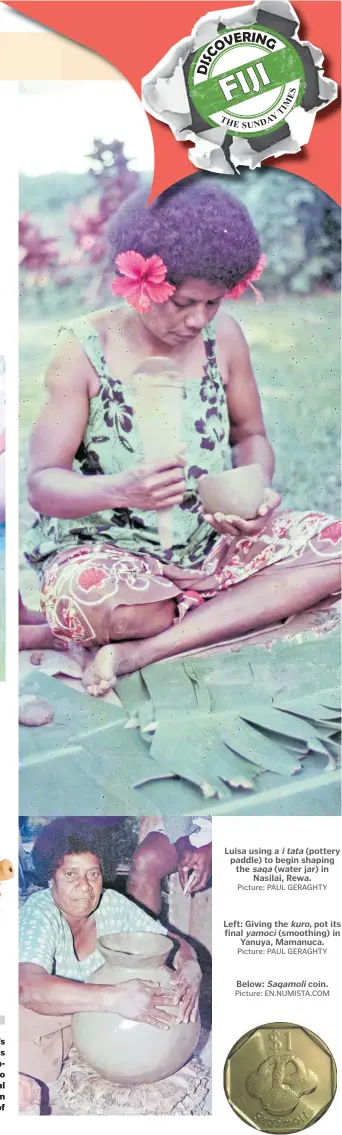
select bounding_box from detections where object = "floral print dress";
[25,316,229,571]
[24,316,341,645]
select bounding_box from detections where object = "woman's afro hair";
[31,818,116,884]
[109,175,261,292]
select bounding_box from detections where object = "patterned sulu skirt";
[39,509,342,647]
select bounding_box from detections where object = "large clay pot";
[197,463,265,520]
[72,931,201,1085]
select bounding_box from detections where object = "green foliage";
[223,167,341,294]
[240,295,341,514]
[19,172,94,215]
[20,158,340,317]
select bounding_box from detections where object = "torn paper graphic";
[142,0,337,176]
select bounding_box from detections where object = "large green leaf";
[320,690,341,711]
[116,672,153,723]
[275,690,341,721]
[19,632,341,813]
[220,720,301,775]
[183,658,212,712]
[150,720,254,797]
[240,705,331,745]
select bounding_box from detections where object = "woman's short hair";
[31,818,109,884]
[109,174,261,293]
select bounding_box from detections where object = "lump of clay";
[0,859,14,881]
[19,696,55,727]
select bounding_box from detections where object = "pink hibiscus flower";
[226,253,267,301]
[111,251,176,313]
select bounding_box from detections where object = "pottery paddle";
[131,358,184,550]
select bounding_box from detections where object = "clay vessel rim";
[98,930,173,965]
[197,463,262,484]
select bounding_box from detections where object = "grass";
[19,293,341,597]
[241,293,341,515]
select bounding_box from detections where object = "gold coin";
[223,1022,337,1132]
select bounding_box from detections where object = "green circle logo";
[188,25,306,136]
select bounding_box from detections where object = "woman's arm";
[27,334,125,519]
[27,333,186,519]
[223,320,275,484]
[19,963,176,1029]
[205,319,281,537]
[167,931,197,963]
[19,961,117,1015]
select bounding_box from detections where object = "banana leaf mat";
[46,1045,211,1116]
[19,634,341,816]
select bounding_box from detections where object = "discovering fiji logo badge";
[188,25,306,137]
[142,0,338,175]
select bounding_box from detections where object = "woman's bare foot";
[82,642,138,696]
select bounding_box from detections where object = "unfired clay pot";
[197,463,265,520]
[72,931,201,1085]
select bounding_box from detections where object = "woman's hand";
[108,978,176,1030]
[116,456,187,512]
[178,843,212,896]
[203,486,281,538]
[19,963,175,1023]
[170,952,202,1024]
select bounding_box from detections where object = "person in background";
[128,816,212,915]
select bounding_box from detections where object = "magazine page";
[0,0,340,1126]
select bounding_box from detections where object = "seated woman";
[19,819,202,1108]
[24,177,341,695]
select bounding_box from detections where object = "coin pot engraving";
[223,1022,337,1131]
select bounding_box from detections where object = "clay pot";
[197,464,265,520]
[72,931,200,1085]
